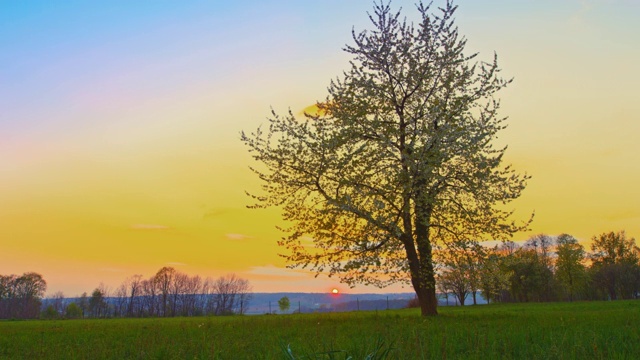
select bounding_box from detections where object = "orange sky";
[1,0,639,296]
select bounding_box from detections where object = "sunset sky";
[1,0,639,296]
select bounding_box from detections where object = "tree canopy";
[242,0,529,316]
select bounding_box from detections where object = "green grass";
[1,301,639,359]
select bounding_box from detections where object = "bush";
[65,302,83,319]
[406,297,420,308]
[41,305,58,320]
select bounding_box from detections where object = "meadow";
[1,301,638,359]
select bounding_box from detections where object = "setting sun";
[331,288,339,294]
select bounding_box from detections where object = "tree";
[436,277,451,306]
[89,287,108,318]
[591,231,639,266]
[505,248,553,302]
[42,305,58,320]
[78,292,89,318]
[113,284,128,317]
[211,274,252,315]
[590,231,640,300]
[124,274,143,317]
[436,240,484,306]
[65,302,83,319]
[478,247,510,304]
[0,272,47,319]
[241,1,529,316]
[141,278,158,316]
[49,291,66,317]
[278,296,291,313]
[525,234,553,269]
[438,267,468,306]
[154,266,176,317]
[554,234,587,301]
[524,234,556,301]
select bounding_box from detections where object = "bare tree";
[113,284,128,317]
[183,275,203,316]
[236,277,252,315]
[438,268,468,306]
[78,292,89,318]
[49,291,66,317]
[154,267,176,317]
[211,274,252,315]
[141,278,158,317]
[126,275,143,317]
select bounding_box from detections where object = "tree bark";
[413,203,438,316]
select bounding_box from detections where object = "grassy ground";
[1,301,638,359]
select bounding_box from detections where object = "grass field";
[1,301,638,359]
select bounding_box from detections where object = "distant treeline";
[3,267,252,320]
[3,230,640,319]
[48,267,252,319]
[436,230,640,306]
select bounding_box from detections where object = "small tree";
[49,291,66,316]
[278,296,290,313]
[78,292,89,318]
[555,234,587,301]
[438,268,468,306]
[65,302,83,319]
[478,247,510,304]
[438,240,485,305]
[41,305,58,320]
[89,288,107,318]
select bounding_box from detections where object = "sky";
[1,0,639,297]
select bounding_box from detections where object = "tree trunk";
[472,291,477,305]
[415,282,438,315]
[402,232,438,316]
[414,201,438,316]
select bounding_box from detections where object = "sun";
[331,288,339,294]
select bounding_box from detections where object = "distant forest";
[1,230,638,320]
[435,231,640,305]
[1,268,251,319]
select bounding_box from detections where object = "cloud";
[226,233,252,240]
[131,224,169,230]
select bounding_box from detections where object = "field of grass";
[1,300,638,359]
